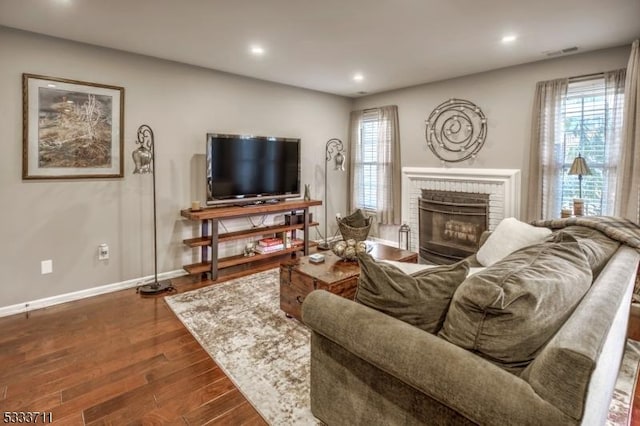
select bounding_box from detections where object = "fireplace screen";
[419,190,489,264]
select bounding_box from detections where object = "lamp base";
[137,279,175,295]
[572,198,585,217]
[317,242,331,251]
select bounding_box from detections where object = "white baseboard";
[0,269,187,318]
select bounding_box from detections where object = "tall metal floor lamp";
[132,124,175,295]
[318,138,346,250]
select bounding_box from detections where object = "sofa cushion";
[355,253,469,334]
[439,240,592,374]
[548,225,620,277]
[476,217,552,266]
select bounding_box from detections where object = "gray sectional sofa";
[302,223,640,425]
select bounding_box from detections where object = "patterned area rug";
[165,269,320,425]
[608,339,640,425]
[165,269,640,426]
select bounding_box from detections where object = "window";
[528,70,625,220]
[556,77,623,215]
[349,105,401,226]
[356,110,380,211]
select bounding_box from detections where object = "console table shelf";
[180,199,322,280]
[183,221,320,247]
[184,242,320,274]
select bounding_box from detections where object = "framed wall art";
[22,73,124,179]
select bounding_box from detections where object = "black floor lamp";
[318,138,346,250]
[132,124,174,295]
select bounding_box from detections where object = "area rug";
[165,269,319,425]
[608,339,640,426]
[166,269,640,426]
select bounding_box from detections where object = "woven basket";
[337,216,372,241]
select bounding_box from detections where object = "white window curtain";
[526,78,568,221]
[616,40,640,223]
[348,105,401,226]
[602,69,626,215]
[527,71,626,221]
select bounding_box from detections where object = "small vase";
[304,184,311,201]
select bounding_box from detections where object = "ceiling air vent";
[545,46,579,57]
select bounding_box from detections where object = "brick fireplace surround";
[401,167,521,254]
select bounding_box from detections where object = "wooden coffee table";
[279,242,417,321]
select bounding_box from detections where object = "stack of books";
[254,237,284,254]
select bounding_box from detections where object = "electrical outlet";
[98,244,109,260]
[41,259,53,274]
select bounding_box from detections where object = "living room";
[1,0,640,424]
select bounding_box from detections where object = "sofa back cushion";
[355,253,469,334]
[439,241,592,374]
[548,225,620,277]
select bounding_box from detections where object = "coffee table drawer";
[280,264,359,321]
[280,265,318,321]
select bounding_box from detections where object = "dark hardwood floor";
[0,273,268,425]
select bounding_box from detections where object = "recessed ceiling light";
[501,34,517,43]
[353,73,364,82]
[250,45,265,55]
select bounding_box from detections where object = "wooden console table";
[180,199,322,280]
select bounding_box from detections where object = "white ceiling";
[1,0,639,97]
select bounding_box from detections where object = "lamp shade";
[568,154,591,176]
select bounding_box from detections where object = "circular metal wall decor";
[425,98,487,163]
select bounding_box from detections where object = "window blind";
[357,110,380,211]
[558,76,623,215]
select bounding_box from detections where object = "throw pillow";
[342,209,368,228]
[355,252,469,334]
[476,217,552,266]
[438,240,592,374]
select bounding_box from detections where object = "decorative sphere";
[344,246,356,259]
[356,241,367,253]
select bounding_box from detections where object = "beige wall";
[353,45,630,241]
[0,27,351,308]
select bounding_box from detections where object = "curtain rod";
[569,72,604,82]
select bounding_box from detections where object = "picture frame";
[22,73,125,179]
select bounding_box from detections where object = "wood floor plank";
[49,413,85,426]
[143,349,210,383]
[49,374,149,421]
[207,401,267,425]
[82,359,219,423]
[183,389,248,425]
[140,376,237,424]
[61,354,168,402]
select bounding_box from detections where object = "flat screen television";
[206,133,301,206]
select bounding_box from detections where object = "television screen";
[206,133,300,205]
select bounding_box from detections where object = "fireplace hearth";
[419,190,489,264]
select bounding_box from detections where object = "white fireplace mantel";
[401,167,521,253]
